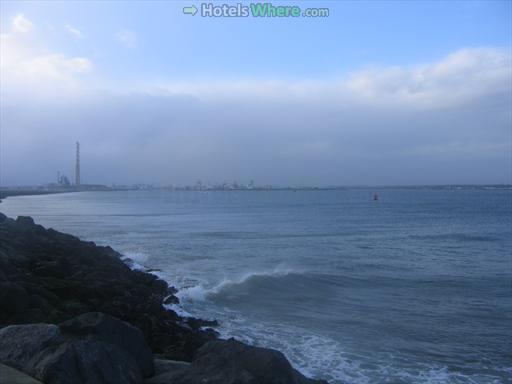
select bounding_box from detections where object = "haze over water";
[1,188,510,383]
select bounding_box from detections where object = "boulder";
[145,359,190,383]
[0,363,43,384]
[0,324,61,370]
[0,313,155,384]
[0,282,31,319]
[144,338,328,384]
[30,338,142,384]
[0,214,328,384]
[0,213,214,361]
[59,312,154,377]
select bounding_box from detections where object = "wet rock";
[145,359,190,384]
[31,338,143,384]
[0,213,214,360]
[185,317,219,330]
[0,313,154,384]
[0,282,30,318]
[0,324,61,371]
[163,295,179,305]
[59,312,154,377]
[0,363,43,384]
[0,213,328,383]
[144,338,328,384]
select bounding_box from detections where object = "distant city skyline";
[1,1,511,186]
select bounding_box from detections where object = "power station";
[75,141,81,189]
[38,142,108,192]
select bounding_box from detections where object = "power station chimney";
[75,141,81,189]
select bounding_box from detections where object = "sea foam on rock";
[0,212,329,383]
[0,212,215,361]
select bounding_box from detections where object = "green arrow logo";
[183,5,198,16]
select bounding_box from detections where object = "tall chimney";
[75,142,80,189]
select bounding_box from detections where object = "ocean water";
[1,188,511,383]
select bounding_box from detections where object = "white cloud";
[65,24,84,39]
[148,48,510,110]
[345,48,511,108]
[12,14,33,33]
[1,16,93,92]
[19,54,92,78]
[116,29,137,48]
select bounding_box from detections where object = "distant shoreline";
[0,189,70,202]
[1,184,510,204]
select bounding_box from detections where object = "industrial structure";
[75,141,80,189]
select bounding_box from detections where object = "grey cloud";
[1,85,510,187]
[1,47,510,187]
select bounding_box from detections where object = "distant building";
[75,141,81,189]
[59,175,71,186]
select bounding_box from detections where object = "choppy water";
[1,188,511,383]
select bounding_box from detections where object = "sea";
[1,187,511,384]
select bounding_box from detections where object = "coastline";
[0,212,328,384]
[0,189,72,203]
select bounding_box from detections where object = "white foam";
[120,251,169,280]
[121,253,197,318]
[118,260,506,383]
[121,256,147,271]
[163,302,193,318]
[176,268,299,303]
[177,284,210,302]
[187,306,502,384]
[122,251,149,263]
[213,318,364,383]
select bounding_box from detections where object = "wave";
[216,317,509,384]
[163,301,194,318]
[121,250,149,264]
[411,233,498,242]
[120,251,168,281]
[120,253,510,383]
[121,255,148,271]
[120,252,195,318]
[176,268,302,303]
[192,230,358,240]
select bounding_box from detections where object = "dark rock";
[59,312,154,377]
[0,214,328,384]
[194,338,328,384]
[163,295,179,305]
[0,313,154,384]
[185,317,219,330]
[15,216,35,228]
[144,338,328,384]
[0,324,61,371]
[30,338,142,384]
[0,214,215,360]
[0,282,30,318]
[167,286,178,295]
[145,359,190,383]
[0,363,43,384]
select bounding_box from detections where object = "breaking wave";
[176,268,301,303]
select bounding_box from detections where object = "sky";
[0,0,511,186]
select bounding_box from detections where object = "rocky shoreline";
[0,212,328,384]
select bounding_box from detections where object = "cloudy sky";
[0,1,510,186]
